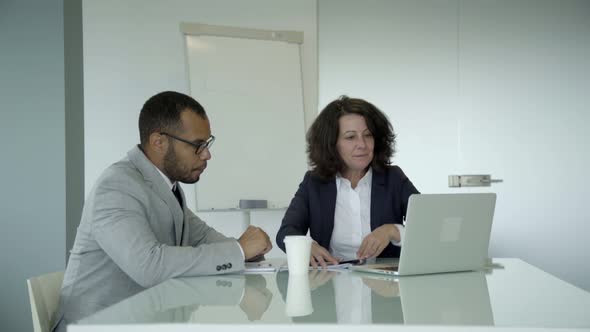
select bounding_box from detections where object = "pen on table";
[338,259,364,265]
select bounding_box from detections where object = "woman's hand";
[310,241,339,268]
[357,224,399,259]
[308,269,337,290]
[361,277,400,298]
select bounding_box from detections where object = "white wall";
[319,0,590,290]
[83,0,317,209]
[319,0,459,194]
[83,0,317,257]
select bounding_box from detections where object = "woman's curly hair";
[307,95,396,179]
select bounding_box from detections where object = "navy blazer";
[276,166,419,258]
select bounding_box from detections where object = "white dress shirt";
[330,168,404,260]
[155,164,176,191]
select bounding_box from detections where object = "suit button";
[216,265,221,271]
[227,263,232,269]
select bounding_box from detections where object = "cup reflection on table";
[285,274,313,317]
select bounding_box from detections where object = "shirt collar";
[336,167,373,189]
[154,163,176,191]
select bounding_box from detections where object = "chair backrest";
[27,271,65,332]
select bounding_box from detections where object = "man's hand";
[238,226,272,261]
[239,275,273,321]
[310,241,339,268]
[357,224,399,260]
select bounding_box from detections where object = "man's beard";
[162,147,199,184]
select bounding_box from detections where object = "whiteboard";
[185,34,307,210]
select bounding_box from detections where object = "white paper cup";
[285,274,313,317]
[284,235,312,275]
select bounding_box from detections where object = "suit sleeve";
[276,172,311,252]
[91,179,245,288]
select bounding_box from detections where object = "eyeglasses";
[161,132,215,155]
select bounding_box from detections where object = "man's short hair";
[138,91,207,147]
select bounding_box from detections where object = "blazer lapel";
[127,146,185,245]
[319,178,337,249]
[370,168,386,231]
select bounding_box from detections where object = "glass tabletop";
[78,258,590,328]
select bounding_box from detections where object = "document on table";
[242,259,353,273]
[279,263,353,272]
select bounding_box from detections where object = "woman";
[276,96,419,267]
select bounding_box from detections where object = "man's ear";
[149,132,168,154]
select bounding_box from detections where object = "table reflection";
[240,275,274,321]
[79,266,493,326]
[285,274,313,317]
[276,269,493,325]
[276,270,403,323]
[74,259,590,328]
[81,274,273,324]
[397,271,494,325]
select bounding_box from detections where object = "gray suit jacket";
[53,146,244,330]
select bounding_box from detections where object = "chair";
[27,271,64,332]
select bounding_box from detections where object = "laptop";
[351,193,496,276]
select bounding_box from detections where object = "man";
[53,91,272,330]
